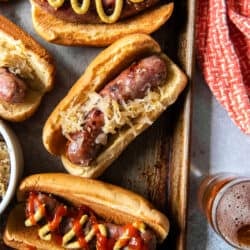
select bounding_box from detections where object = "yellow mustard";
[47,0,64,9]
[47,0,144,23]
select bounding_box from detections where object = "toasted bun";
[30,0,173,46]
[4,205,64,250]
[42,34,187,178]
[3,173,169,249]
[0,15,55,122]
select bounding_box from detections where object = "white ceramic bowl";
[0,120,23,214]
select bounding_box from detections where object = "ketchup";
[26,192,45,225]
[49,205,67,231]
[26,192,36,225]
[73,216,88,248]
[25,192,149,250]
[96,233,108,250]
[78,236,88,249]
[121,224,148,250]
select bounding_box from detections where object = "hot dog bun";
[30,0,173,46]
[42,34,187,178]
[0,15,55,122]
[3,173,170,249]
[4,205,63,250]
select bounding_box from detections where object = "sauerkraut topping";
[0,31,45,92]
[0,140,10,201]
[0,38,34,80]
[60,89,164,139]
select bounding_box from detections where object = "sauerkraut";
[60,89,164,139]
[0,140,10,201]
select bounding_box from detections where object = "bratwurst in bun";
[30,0,173,46]
[42,34,187,178]
[3,173,169,249]
[0,15,55,122]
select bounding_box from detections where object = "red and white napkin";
[196,0,250,134]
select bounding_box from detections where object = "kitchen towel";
[196,0,250,134]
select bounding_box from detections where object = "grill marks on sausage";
[0,67,27,103]
[66,55,167,165]
[100,55,167,101]
[67,109,105,165]
[33,0,160,24]
[25,192,157,250]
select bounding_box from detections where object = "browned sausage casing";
[26,192,157,250]
[0,68,27,103]
[33,0,160,24]
[66,55,167,165]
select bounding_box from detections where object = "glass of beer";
[198,173,250,249]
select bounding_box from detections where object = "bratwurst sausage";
[33,0,160,24]
[25,191,157,250]
[0,67,27,103]
[66,55,167,165]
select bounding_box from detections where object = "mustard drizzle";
[47,0,144,23]
[26,210,146,249]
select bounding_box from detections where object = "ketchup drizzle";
[26,192,149,250]
[116,224,148,250]
[73,209,88,248]
[49,205,67,231]
[26,191,45,225]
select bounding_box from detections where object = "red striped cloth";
[196,0,250,134]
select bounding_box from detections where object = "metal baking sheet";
[0,0,195,249]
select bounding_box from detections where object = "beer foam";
[216,181,250,248]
